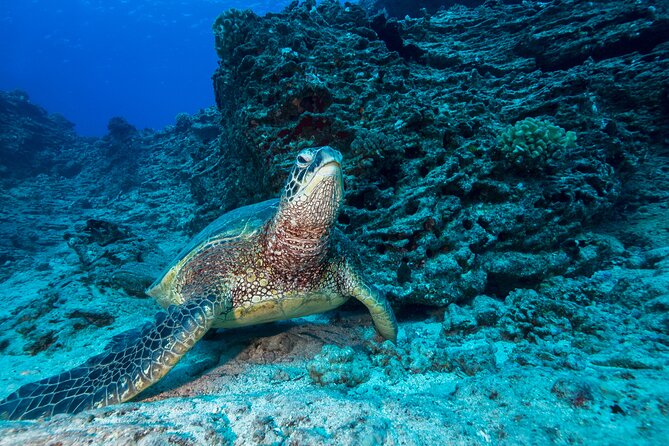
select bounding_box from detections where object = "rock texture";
[361,0,490,18]
[208,0,668,307]
[0,90,80,180]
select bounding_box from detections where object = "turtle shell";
[146,198,279,306]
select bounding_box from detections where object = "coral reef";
[498,117,577,170]
[0,90,80,179]
[360,0,489,18]
[207,0,667,307]
[0,0,668,444]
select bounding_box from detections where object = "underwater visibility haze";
[0,0,291,135]
[0,0,668,444]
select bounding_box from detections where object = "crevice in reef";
[369,14,425,63]
[516,17,669,72]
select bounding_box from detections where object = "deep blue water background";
[0,0,290,136]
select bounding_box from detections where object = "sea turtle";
[0,146,398,420]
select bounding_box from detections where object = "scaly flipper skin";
[0,293,230,420]
[354,285,398,343]
[339,262,398,343]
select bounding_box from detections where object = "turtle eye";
[296,150,313,166]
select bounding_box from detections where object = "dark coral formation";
[207,0,669,306]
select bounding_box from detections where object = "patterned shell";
[146,198,279,304]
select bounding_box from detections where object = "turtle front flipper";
[353,284,398,343]
[339,264,398,343]
[0,293,230,421]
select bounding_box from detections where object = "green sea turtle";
[0,146,398,420]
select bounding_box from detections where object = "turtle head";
[278,146,344,236]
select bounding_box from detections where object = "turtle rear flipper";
[0,293,229,420]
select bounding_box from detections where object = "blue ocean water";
[0,0,290,136]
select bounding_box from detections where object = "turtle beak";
[319,146,343,164]
[302,147,343,196]
[315,160,341,177]
[314,147,342,176]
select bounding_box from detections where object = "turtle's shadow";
[136,320,299,400]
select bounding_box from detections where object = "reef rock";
[206,0,668,306]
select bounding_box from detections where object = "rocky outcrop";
[0,90,80,180]
[1,1,668,444]
[360,0,490,18]
[208,0,669,306]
